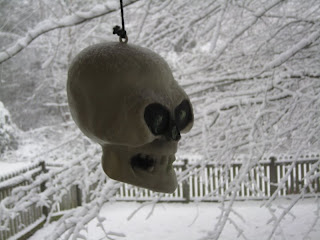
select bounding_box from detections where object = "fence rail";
[114,155,320,201]
[0,155,319,240]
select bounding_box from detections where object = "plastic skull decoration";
[67,42,193,193]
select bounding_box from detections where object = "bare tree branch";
[0,0,139,64]
[261,27,320,73]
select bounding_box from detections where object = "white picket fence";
[114,155,320,202]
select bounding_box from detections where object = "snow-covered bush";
[0,101,18,154]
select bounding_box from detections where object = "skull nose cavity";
[166,124,181,141]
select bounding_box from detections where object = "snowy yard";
[30,199,320,240]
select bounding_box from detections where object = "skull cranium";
[67,42,193,193]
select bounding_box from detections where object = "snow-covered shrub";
[0,101,19,154]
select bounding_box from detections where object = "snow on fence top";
[0,166,42,189]
[178,153,320,165]
[0,161,64,183]
[0,161,40,181]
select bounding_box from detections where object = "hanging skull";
[67,42,193,193]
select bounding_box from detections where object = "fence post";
[269,157,277,196]
[182,159,190,202]
[39,161,48,218]
[76,185,82,206]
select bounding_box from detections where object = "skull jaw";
[101,144,178,193]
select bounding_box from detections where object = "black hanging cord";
[113,0,128,43]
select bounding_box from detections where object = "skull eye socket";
[144,103,170,135]
[175,100,192,131]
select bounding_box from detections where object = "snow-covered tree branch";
[0,0,139,64]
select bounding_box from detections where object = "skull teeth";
[131,154,156,172]
[131,153,175,173]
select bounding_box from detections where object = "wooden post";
[76,185,82,206]
[182,159,190,202]
[269,157,277,196]
[39,161,48,218]
[295,163,299,194]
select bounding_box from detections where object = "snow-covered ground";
[30,198,320,240]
